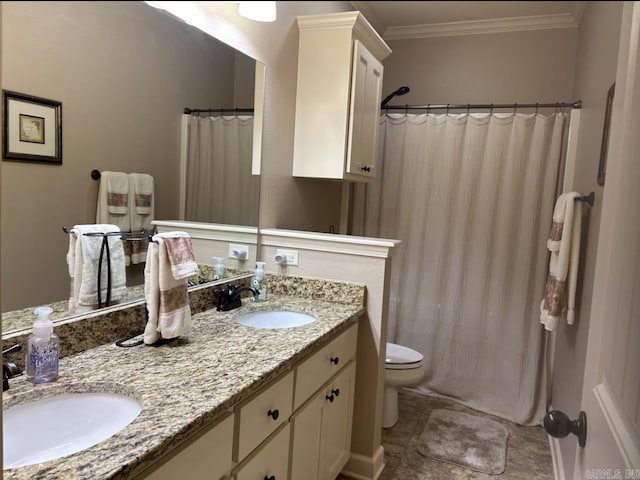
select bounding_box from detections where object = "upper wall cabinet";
[292,12,391,182]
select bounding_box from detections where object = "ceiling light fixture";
[237,1,276,22]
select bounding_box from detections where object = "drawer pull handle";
[264,476,276,480]
[332,388,340,397]
[267,409,279,420]
[326,394,335,403]
[330,356,339,365]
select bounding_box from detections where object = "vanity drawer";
[294,323,357,409]
[234,423,290,480]
[236,370,293,461]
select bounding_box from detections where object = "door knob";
[543,410,587,447]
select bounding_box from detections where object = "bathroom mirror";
[1,1,263,335]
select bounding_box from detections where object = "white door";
[575,3,640,477]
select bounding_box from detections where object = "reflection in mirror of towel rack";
[61,227,157,242]
[183,107,254,115]
[575,192,595,207]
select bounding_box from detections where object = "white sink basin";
[236,310,316,329]
[3,392,142,469]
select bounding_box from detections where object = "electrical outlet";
[276,249,298,266]
[228,244,249,260]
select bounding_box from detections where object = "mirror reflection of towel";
[67,224,127,312]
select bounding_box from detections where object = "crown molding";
[383,13,578,41]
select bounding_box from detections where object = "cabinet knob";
[331,388,340,397]
[267,409,279,420]
[330,356,339,365]
[264,476,276,480]
[326,394,335,403]
[361,166,371,173]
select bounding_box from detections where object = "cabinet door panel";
[322,362,356,480]
[290,393,324,480]
[346,40,383,179]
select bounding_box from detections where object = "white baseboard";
[341,446,386,480]
[549,434,566,480]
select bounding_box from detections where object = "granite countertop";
[3,293,364,480]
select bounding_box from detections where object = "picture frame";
[3,90,62,164]
[597,82,615,187]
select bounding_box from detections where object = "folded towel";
[152,231,200,280]
[143,237,192,345]
[128,173,155,265]
[67,224,128,311]
[105,172,130,215]
[540,192,583,330]
[130,173,154,216]
[96,172,132,263]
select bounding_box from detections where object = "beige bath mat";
[416,408,509,475]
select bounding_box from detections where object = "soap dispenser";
[251,261,268,302]
[26,306,59,384]
[213,256,226,281]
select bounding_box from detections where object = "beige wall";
[552,2,623,478]
[0,1,240,310]
[382,28,577,107]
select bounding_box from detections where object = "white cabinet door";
[290,393,324,480]
[346,40,383,179]
[321,362,356,480]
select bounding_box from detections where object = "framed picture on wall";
[597,82,615,186]
[2,90,62,164]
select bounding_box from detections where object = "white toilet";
[383,342,425,428]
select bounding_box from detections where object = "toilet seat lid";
[385,343,423,367]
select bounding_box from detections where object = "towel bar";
[576,192,595,207]
[91,169,101,180]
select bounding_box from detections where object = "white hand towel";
[143,236,193,344]
[130,173,154,216]
[153,231,200,280]
[67,224,128,311]
[143,241,161,345]
[96,172,132,266]
[128,173,155,265]
[540,192,583,330]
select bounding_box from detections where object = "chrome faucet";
[216,285,260,312]
[3,344,23,391]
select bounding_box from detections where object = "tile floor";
[340,389,554,480]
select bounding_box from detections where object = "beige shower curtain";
[352,112,567,425]
[185,114,259,226]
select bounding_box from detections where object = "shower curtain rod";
[184,107,254,114]
[382,100,582,111]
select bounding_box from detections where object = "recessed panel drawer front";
[234,424,290,480]
[236,371,294,461]
[294,323,357,409]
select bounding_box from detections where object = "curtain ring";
[490,103,494,114]
[427,103,431,114]
[404,104,408,115]
[446,103,450,114]
[535,103,539,115]
[466,104,470,115]
[514,103,518,114]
